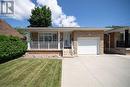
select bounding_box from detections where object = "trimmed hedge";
[0,35,27,63]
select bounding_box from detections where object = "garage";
[78,37,99,55]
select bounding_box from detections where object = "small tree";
[28,6,52,27]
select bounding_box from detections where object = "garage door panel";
[78,46,97,54]
[78,37,99,55]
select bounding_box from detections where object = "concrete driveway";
[62,55,130,87]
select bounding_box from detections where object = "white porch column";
[58,31,60,49]
[27,32,30,50]
[62,32,64,50]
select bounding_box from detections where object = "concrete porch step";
[63,49,74,57]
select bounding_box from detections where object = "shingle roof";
[0,19,23,38]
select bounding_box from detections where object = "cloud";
[37,0,80,27]
[1,0,79,27]
[14,0,35,20]
[0,0,35,20]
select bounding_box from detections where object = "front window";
[39,32,58,41]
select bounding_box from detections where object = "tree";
[28,6,52,27]
[15,28,27,36]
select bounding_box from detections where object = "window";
[39,32,58,41]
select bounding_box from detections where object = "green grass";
[0,58,62,87]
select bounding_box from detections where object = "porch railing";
[116,40,130,48]
[30,41,63,49]
[116,41,125,47]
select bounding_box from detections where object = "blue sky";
[1,0,130,28]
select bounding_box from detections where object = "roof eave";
[27,27,111,31]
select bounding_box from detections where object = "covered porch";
[27,31,73,50]
[115,29,130,48]
[27,28,75,57]
[105,28,130,55]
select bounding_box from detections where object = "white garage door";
[78,37,99,55]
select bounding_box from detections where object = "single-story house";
[27,27,109,57]
[104,28,130,55]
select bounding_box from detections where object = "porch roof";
[28,27,111,32]
[105,27,130,34]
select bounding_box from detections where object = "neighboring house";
[27,27,109,57]
[0,19,23,38]
[104,28,130,55]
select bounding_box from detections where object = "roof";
[28,27,111,32]
[0,19,23,38]
[105,27,130,34]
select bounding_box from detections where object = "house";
[104,28,130,55]
[27,27,109,57]
[0,19,23,38]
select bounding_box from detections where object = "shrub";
[0,35,27,63]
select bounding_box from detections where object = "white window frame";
[39,32,58,41]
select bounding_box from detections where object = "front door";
[63,32,71,49]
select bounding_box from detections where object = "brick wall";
[27,50,62,57]
[73,30,104,56]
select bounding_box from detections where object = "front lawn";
[0,58,62,87]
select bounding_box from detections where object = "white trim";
[105,28,130,34]
[38,32,58,41]
[27,32,30,50]
[28,27,109,31]
[58,31,60,50]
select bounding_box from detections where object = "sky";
[0,0,130,28]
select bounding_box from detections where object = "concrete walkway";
[62,55,130,87]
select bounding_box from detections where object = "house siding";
[73,30,104,56]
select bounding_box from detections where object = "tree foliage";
[15,28,27,36]
[28,6,52,27]
[0,35,27,63]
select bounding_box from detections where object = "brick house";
[104,28,130,55]
[0,19,23,38]
[27,27,108,57]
